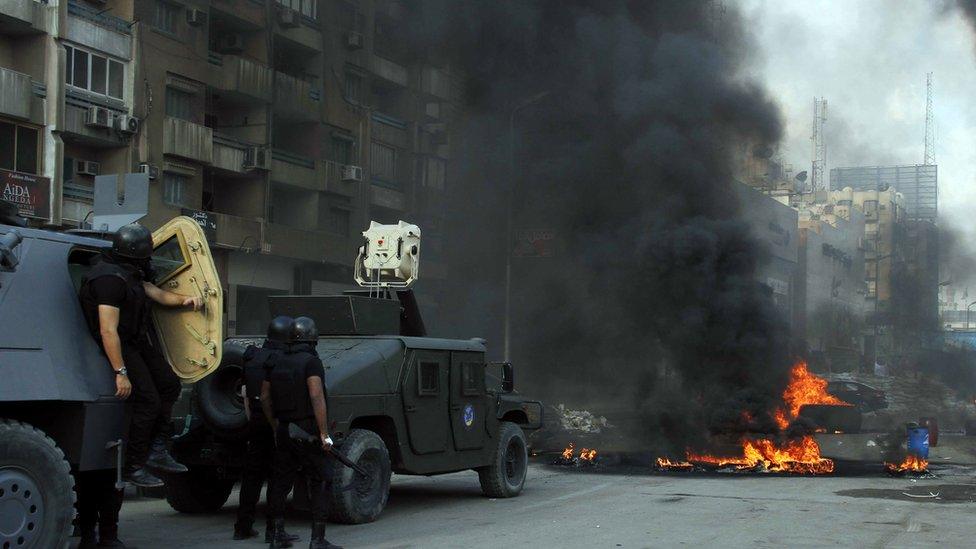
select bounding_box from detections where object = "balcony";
[163,117,213,164]
[63,97,127,148]
[265,223,355,265]
[369,55,408,88]
[270,149,319,190]
[371,112,408,148]
[212,133,252,174]
[209,52,272,104]
[370,183,405,211]
[0,0,48,34]
[0,67,43,123]
[421,66,454,101]
[211,212,263,250]
[323,160,359,198]
[274,71,321,121]
[66,1,131,60]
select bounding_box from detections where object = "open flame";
[658,361,848,475]
[657,436,834,474]
[559,443,598,464]
[774,361,852,429]
[884,454,929,474]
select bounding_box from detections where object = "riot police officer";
[262,316,342,549]
[79,223,201,487]
[234,315,299,544]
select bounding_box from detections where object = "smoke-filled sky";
[739,0,976,240]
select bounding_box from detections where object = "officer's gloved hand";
[321,433,333,452]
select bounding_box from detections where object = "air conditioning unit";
[186,8,207,27]
[75,159,101,176]
[85,106,111,128]
[217,33,245,54]
[139,162,159,180]
[341,165,363,182]
[346,31,364,50]
[278,8,299,28]
[114,114,139,134]
[244,146,269,171]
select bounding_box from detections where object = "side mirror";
[501,362,514,393]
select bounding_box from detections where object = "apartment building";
[0,0,461,333]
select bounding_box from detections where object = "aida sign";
[1,169,50,219]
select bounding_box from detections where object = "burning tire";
[329,429,391,524]
[798,404,862,434]
[478,422,527,498]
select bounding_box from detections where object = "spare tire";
[799,404,862,434]
[194,343,248,438]
[163,468,235,514]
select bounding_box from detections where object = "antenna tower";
[811,97,827,192]
[924,72,935,165]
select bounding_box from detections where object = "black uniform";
[234,340,287,534]
[265,343,331,523]
[79,254,181,471]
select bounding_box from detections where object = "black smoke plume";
[411,1,789,452]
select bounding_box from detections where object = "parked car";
[827,381,887,412]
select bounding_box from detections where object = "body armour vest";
[79,255,150,346]
[242,340,287,404]
[267,350,321,422]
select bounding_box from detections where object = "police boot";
[122,466,164,488]
[233,521,259,540]
[265,518,300,544]
[77,527,98,549]
[97,524,127,548]
[146,436,189,473]
[268,518,294,549]
[309,521,342,549]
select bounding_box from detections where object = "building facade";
[829,164,937,222]
[0,0,460,333]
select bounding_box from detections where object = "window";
[165,88,195,121]
[424,157,446,190]
[64,45,124,100]
[336,2,363,31]
[331,136,354,165]
[276,0,316,20]
[163,173,190,208]
[0,122,39,174]
[418,361,439,395]
[461,362,482,396]
[151,234,188,284]
[370,142,396,182]
[327,207,350,236]
[343,70,363,104]
[154,1,181,34]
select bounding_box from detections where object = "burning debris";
[554,405,612,434]
[884,455,930,475]
[657,361,848,475]
[555,443,599,467]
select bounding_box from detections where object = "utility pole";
[811,97,827,192]
[924,72,935,166]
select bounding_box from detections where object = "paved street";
[106,459,975,548]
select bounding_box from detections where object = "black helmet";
[267,316,294,343]
[112,223,153,259]
[291,316,318,343]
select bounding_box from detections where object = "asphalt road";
[105,459,975,548]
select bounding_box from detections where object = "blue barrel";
[907,427,930,459]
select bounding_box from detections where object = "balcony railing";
[209,52,272,103]
[0,67,34,121]
[163,117,213,163]
[211,212,263,250]
[274,71,320,120]
[212,133,252,173]
[67,0,130,34]
[0,0,47,31]
[323,160,359,197]
[369,55,408,87]
[271,148,319,190]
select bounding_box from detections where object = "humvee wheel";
[163,468,234,514]
[329,429,391,524]
[0,419,75,549]
[478,422,527,498]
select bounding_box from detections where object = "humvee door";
[150,216,223,382]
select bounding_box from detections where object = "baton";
[287,423,371,478]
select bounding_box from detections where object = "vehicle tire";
[0,419,75,549]
[478,421,527,498]
[193,354,248,438]
[329,429,391,524]
[163,468,234,514]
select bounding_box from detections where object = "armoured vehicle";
[164,221,544,523]
[0,211,223,548]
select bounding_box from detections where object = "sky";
[738,0,976,242]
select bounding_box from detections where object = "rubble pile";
[555,404,612,434]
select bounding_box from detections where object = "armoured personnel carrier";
[165,220,544,523]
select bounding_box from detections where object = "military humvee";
[0,215,224,548]
[164,221,543,524]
